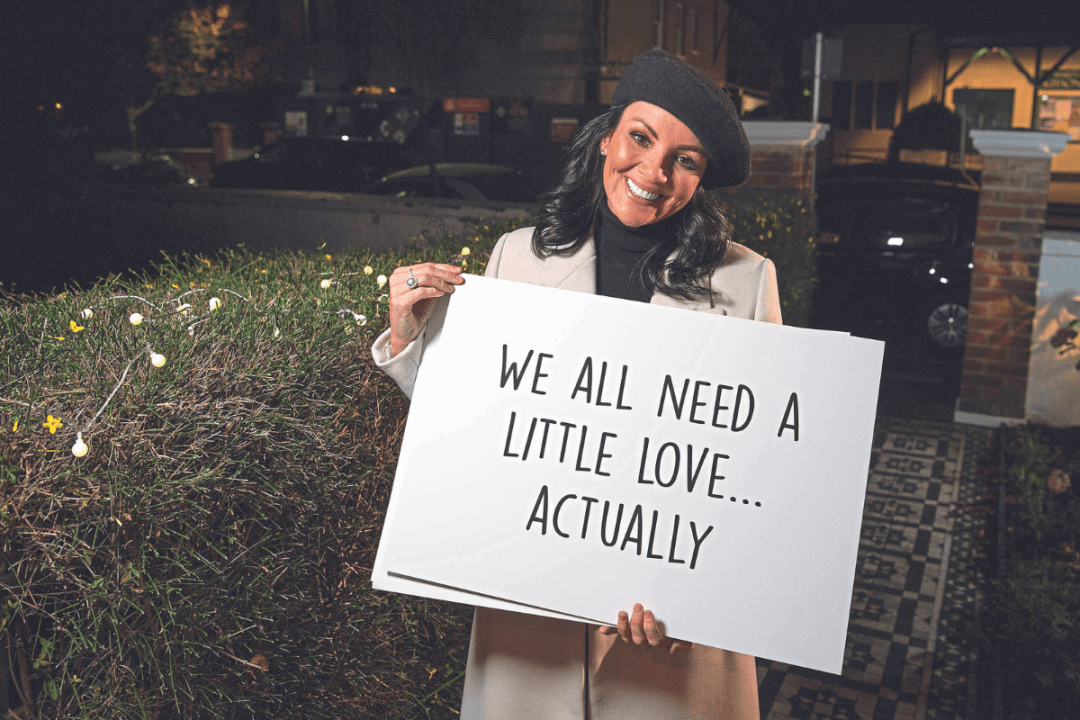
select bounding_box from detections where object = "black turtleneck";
[594,203,679,303]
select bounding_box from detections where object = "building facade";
[823,22,1080,203]
[269,0,729,104]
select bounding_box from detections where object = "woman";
[374,50,777,719]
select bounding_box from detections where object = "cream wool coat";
[373,227,780,719]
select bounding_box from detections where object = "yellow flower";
[325,254,332,260]
[364,266,374,275]
[12,421,18,432]
[54,336,65,341]
[69,320,84,333]
[43,415,63,434]
[172,283,180,290]
[461,246,471,256]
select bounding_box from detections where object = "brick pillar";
[740,122,830,195]
[954,130,1069,424]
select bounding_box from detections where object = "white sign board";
[373,275,884,673]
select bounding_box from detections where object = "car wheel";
[927,302,967,349]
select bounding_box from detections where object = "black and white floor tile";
[756,418,993,720]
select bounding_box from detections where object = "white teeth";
[627,178,659,201]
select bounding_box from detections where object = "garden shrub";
[722,190,818,328]
[0,224,514,720]
[0,198,817,719]
[988,425,1080,719]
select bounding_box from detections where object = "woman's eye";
[629,131,649,146]
[677,156,700,171]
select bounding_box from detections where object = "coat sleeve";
[371,233,512,399]
[755,257,782,325]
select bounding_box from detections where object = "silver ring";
[406,267,418,289]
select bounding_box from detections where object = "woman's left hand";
[598,603,695,654]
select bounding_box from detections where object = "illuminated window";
[1037,94,1080,141]
[832,80,899,131]
[876,82,898,130]
[832,81,852,130]
[854,82,874,129]
[952,88,1014,129]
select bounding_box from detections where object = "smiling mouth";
[627,178,660,201]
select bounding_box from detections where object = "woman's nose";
[641,148,670,184]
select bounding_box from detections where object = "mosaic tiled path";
[756,417,994,720]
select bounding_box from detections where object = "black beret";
[612,50,750,189]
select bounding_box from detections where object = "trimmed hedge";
[0,193,815,719]
[723,190,818,328]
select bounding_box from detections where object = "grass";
[0,225,514,719]
[0,192,815,719]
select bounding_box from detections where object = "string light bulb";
[209,297,221,311]
[71,432,88,458]
[81,308,94,319]
[150,352,167,368]
[129,312,143,326]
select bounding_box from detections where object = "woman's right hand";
[388,263,465,357]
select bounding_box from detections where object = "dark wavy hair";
[532,104,732,301]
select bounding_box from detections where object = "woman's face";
[599,101,708,227]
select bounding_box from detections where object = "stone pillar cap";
[741,121,830,148]
[969,129,1070,158]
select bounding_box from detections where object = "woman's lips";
[626,177,660,201]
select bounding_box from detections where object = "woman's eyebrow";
[631,118,704,154]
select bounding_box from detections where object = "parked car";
[209,137,405,192]
[363,163,540,206]
[812,163,980,350]
[106,154,201,187]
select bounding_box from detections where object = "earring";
[600,148,606,156]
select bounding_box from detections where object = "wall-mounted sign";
[453,112,480,136]
[1043,68,1080,91]
[443,97,491,113]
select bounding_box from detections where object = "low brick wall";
[744,148,813,192]
[90,185,533,256]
